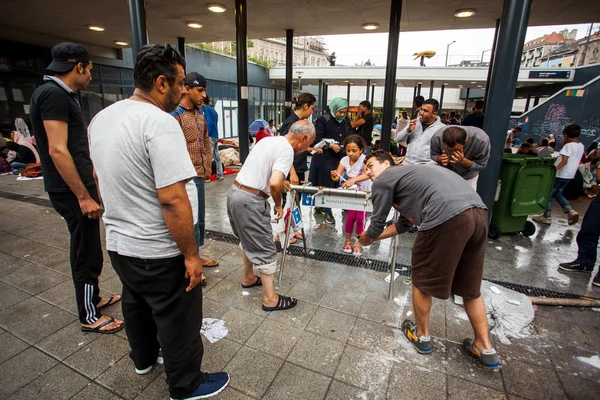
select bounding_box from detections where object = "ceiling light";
[344,80,349,83]
[88,25,105,32]
[293,80,297,83]
[471,81,476,84]
[545,82,553,85]
[187,22,203,29]
[417,82,422,84]
[443,83,449,85]
[207,3,227,13]
[477,85,483,88]
[362,23,379,31]
[114,41,129,46]
[454,9,476,18]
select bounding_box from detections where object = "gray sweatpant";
[227,185,277,275]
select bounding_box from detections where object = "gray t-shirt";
[89,99,198,259]
[430,125,491,180]
[366,165,486,239]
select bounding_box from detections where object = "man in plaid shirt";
[171,72,217,283]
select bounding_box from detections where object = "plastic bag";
[481,280,535,345]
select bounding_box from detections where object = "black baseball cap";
[184,72,207,88]
[47,42,91,73]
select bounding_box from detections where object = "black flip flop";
[241,276,262,288]
[97,296,121,311]
[81,317,124,334]
[262,295,297,312]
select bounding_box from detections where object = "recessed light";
[443,83,449,85]
[293,80,297,83]
[187,22,203,29]
[207,3,227,13]
[344,80,349,83]
[417,82,422,84]
[545,82,553,85]
[114,41,128,46]
[454,9,476,18]
[362,23,379,31]
[477,85,483,88]
[349,83,354,85]
[471,81,476,84]
[88,25,105,32]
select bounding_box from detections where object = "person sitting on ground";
[586,142,598,163]
[11,130,40,162]
[395,98,445,165]
[525,137,538,152]
[255,126,270,143]
[533,124,585,226]
[580,158,599,197]
[516,142,537,156]
[4,141,36,169]
[536,138,554,157]
[358,151,500,370]
[430,126,491,190]
[461,100,485,129]
[227,120,315,312]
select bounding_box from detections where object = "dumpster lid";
[510,163,556,217]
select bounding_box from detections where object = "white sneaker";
[135,353,164,375]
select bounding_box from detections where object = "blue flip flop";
[81,317,124,334]
[97,296,121,311]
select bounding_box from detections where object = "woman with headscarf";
[14,118,31,138]
[309,97,350,224]
[11,130,40,163]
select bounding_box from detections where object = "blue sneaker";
[170,372,230,399]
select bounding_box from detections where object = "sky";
[320,23,595,67]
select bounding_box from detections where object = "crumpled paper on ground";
[200,318,228,343]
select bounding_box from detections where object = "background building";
[521,29,578,67]
[575,29,600,66]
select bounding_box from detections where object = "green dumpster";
[488,154,556,239]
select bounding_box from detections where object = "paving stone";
[306,307,357,343]
[333,346,394,393]
[447,375,508,399]
[225,346,284,398]
[64,334,131,379]
[0,281,31,310]
[0,233,47,257]
[205,279,266,316]
[9,363,90,400]
[36,321,101,361]
[10,303,77,344]
[0,347,58,398]
[37,280,76,306]
[71,382,122,400]
[97,353,164,399]
[0,331,29,364]
[203,259,242,280]
[544,342,600,381]
[134,373,168,400]
[266,299,319,330]
[348,317,405,356]
[263,362,331,400]
[245,319,303,359]
[358,297,405,328]
[493,337,554,370]
[387,361,447,400]
[535,316,594,350]
[25,246,71,275]
[24,227,70,251]
[0,254,29,277]
[287,331,345,377]
[100,275,123,296]
[220,306,265,344]
[320,288,367,316]
[558,372,600,400]
[0,296,57,330]
[202,298,232,319]
[201,336,242,372]
[503,359,565,400]
[325,379,387,400]
[287,279,330,305]
[2,261,69,295]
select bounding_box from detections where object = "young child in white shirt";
[533,124,585,225]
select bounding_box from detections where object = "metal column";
[366,79,371,100]
[371,85,375,105]
[347,83,351,103]
[483,19,500,114]
[177,37,186,59]
[439,84,446,111]
[524,93,531,112]
[417,83,422,96]
[128,0,148,57]
[533,96,540,107]
[285,29,294,119]
[429,80,434,99]
[322,84,328,111]
[318,79,323,115]
[380,0,402,152]
[463,88,470,118]
[235,0,250,162]
[478,0,533,220]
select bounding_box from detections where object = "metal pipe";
[285,29,293,119]
[439,84,446,111]
[278,190,296,282]
[235,0,249,162]
[347,83,351,103]
[416,83,422,96]
[478,0,532,221]
[380,0,402,152]
[289,184,371,198]
[524,93,531,112]
[371,85,375,106]
[463,88,470,118]
[483,19,501,114]
[445,41,456,67]
[387,211,399,300]
[127,0,148,58]
[428,80,434,99]
[318,79,323,115]
[366,79,371,100]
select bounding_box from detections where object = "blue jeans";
[193,177,205,248]
[10,162,27,169]
[210,138,223,178]
[576,195,600,267]
[545,177,572,216]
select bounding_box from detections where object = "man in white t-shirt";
[227,120,315,312]
[533,124,585,226]
[88,44,229,399]
[505,126,521,152]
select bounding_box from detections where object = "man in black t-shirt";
[30,42,123,334]
[352,100,374,150]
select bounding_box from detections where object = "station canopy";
[1,0,597,50]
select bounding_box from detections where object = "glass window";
[122,69,134,86]
[80,84,104,123]
[103,86,123,106]
[101,66,122,85]
[123,87,134,98]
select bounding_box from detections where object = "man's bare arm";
[351,118,366,129]
[270,170,286,220]
[45,120,102,218]
[157,181,202,292]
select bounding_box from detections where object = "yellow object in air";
[413,50,437,60]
